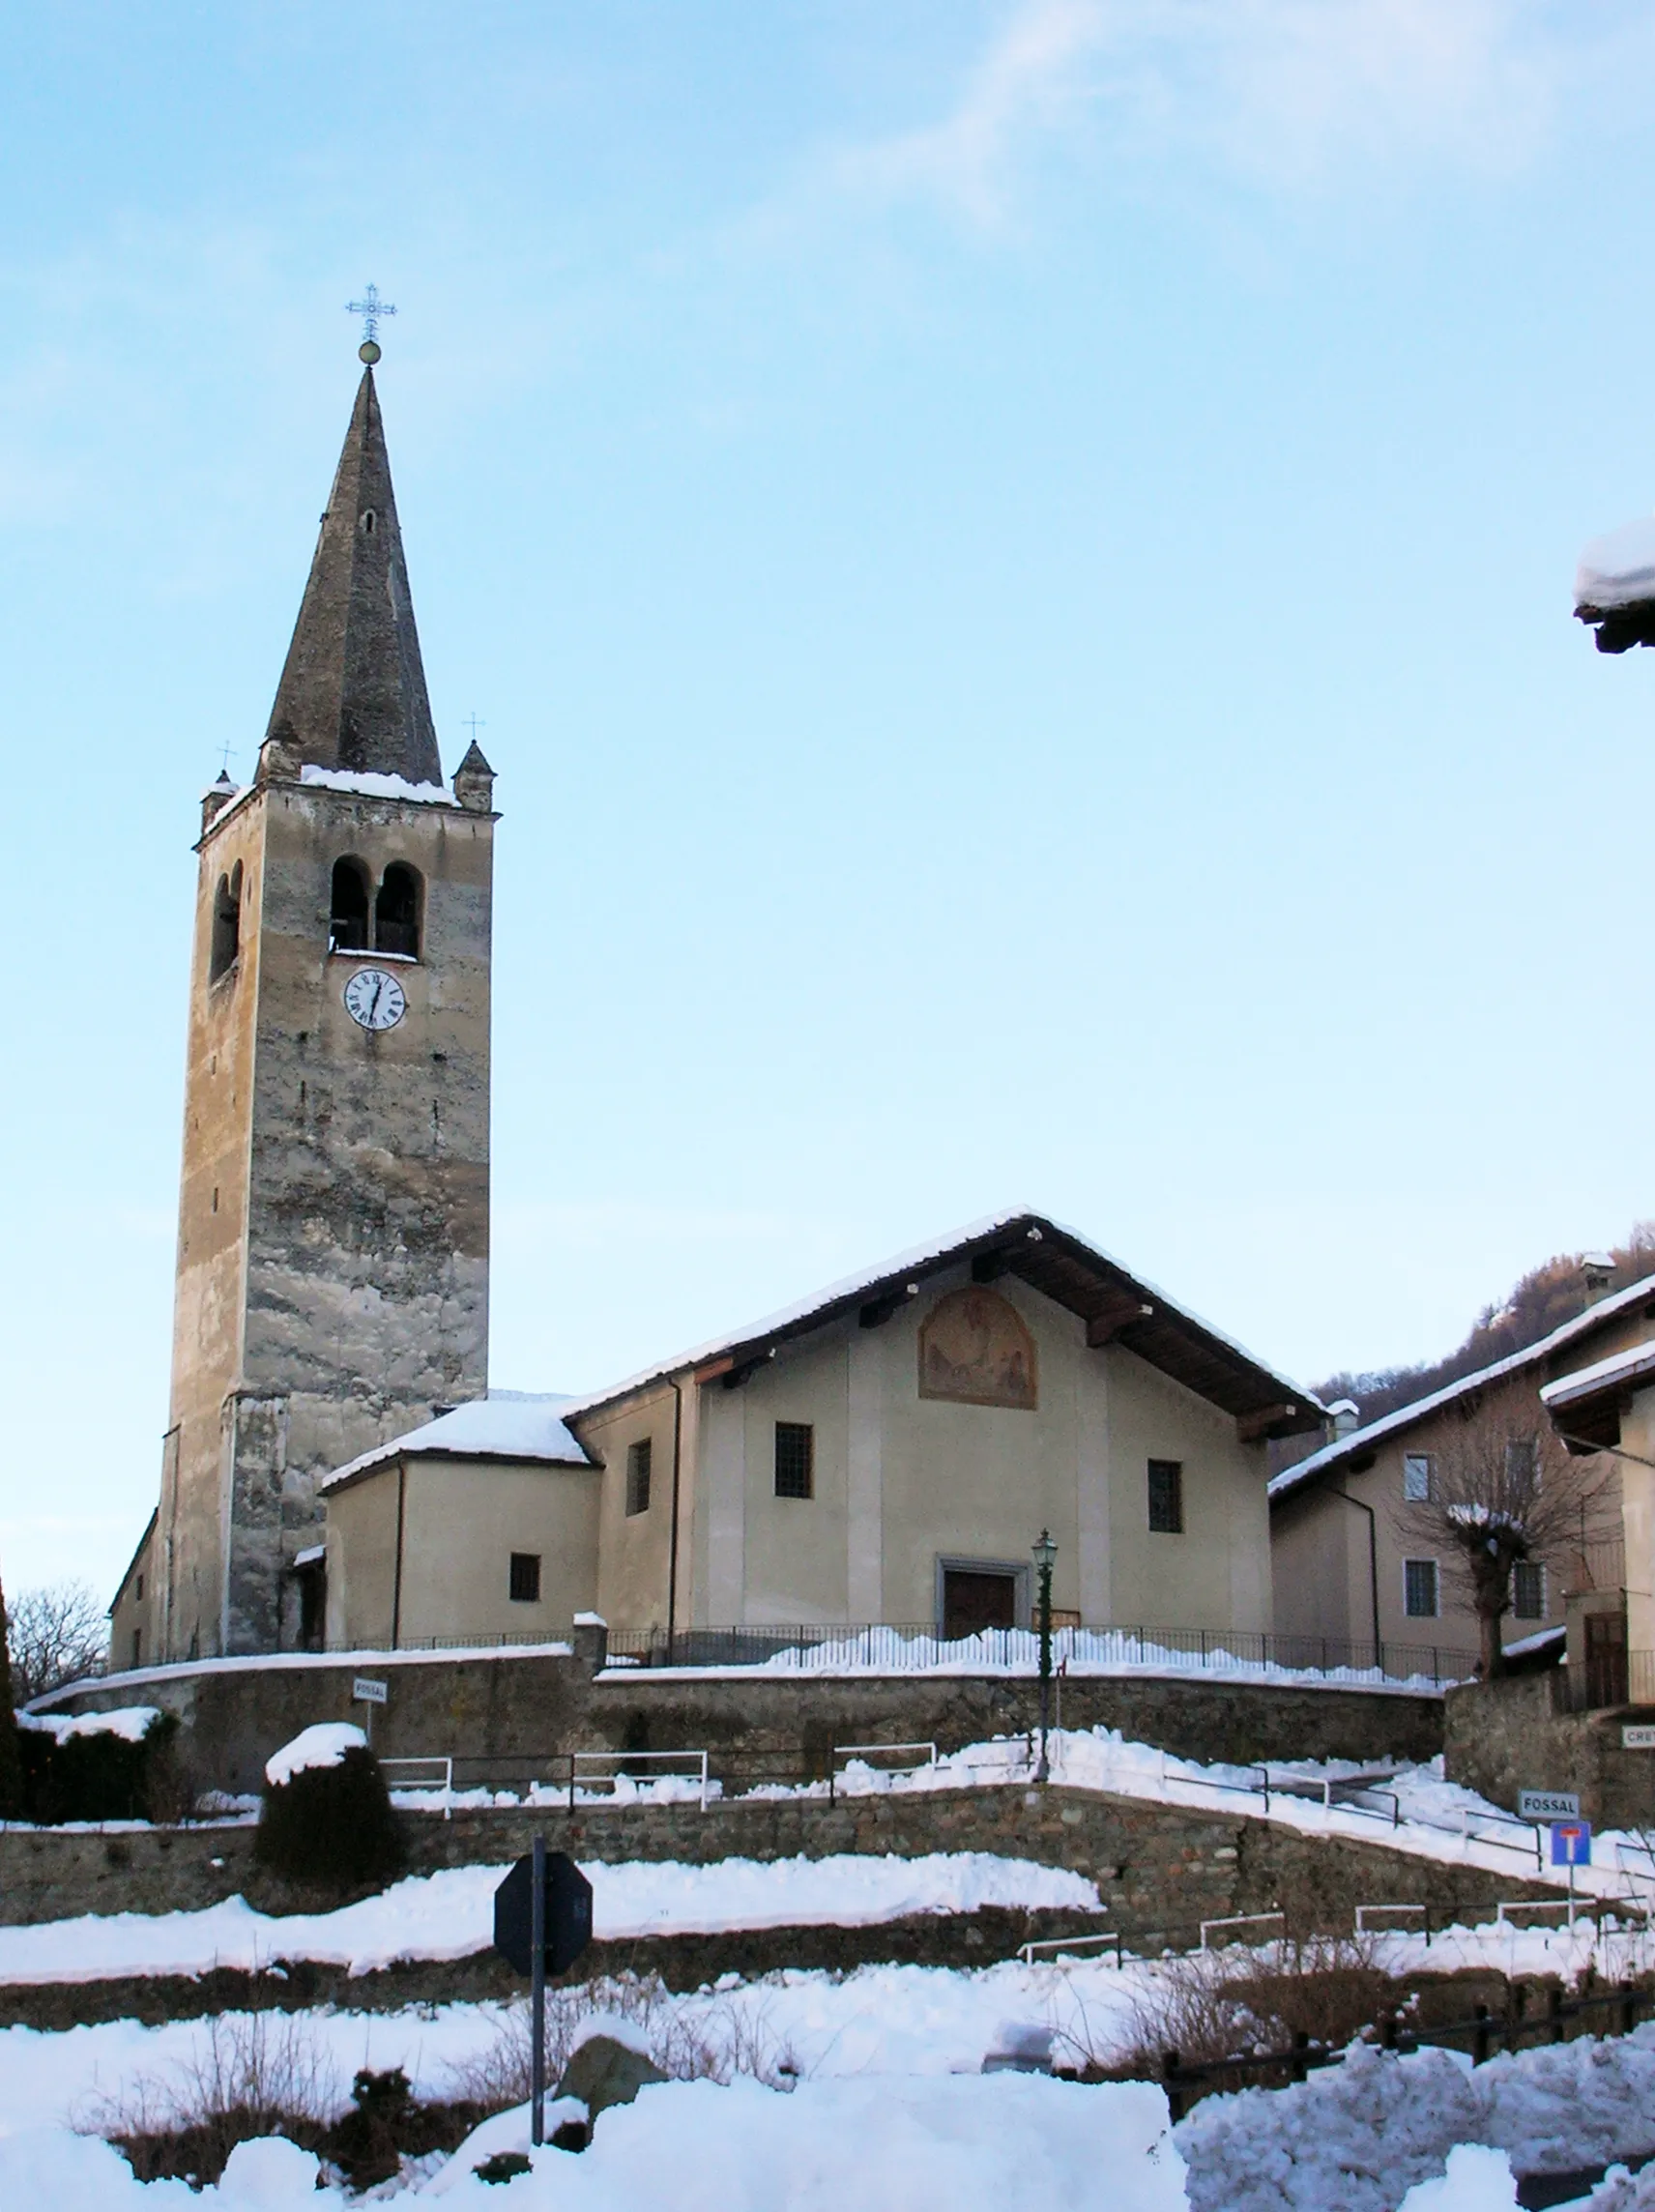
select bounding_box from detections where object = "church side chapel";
[110,329,1322,1668]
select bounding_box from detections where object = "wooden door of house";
[943,1569,1017,1641]
[1585,1609,1628,1708]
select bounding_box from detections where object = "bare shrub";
[447,1973,801,2110]
[80,2012,336,2185]
[1069,1935,1391,2082]
[7,1580,107,1703]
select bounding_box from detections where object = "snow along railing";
[600,1620,1473,1688]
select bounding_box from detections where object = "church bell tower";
[150,351,495,1660]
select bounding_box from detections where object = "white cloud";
[824,0,1567,225]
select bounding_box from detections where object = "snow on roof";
[299,765,454,805]
[1539,1336,1655,1411]
[292,1543,326,1569]
[554,1208,1314,1425]
[1269,1268,1655,1506]
[1576,517,1655,612]
[320,1390,595,1494]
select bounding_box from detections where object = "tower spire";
[260,365,441,788]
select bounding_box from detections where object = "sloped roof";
[1269,1270,1655,1506]
[320,1390,595,1495]
[558,1209,1321,1438]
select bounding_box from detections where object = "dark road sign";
[494,1848,594,1977]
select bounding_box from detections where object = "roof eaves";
[1269,1270,1655,1505]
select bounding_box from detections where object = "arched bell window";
[329,858,371,952]
[209,859,242,983]
[375,861,421,960]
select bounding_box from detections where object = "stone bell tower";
[149,351,496,1660]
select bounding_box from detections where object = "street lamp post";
[1031,1528,1058,1784]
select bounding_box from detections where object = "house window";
[1147,1459,1183,1534]
[1513,1561,1546,1620]
[1403,1453,1433,1503]
[626,1438,653,1517]
[209,860,242,981]
[1505,1438,1538,1485]
[134,1573,145,1603]
[508,1552,541,1604]
[1404,1558,1439,1618]
[774,1421,814,1499]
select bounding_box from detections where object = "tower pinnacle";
[259,365,442,788]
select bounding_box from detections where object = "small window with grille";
[1403,1453,1433,1502]
[1512,1561,1546,1620]
[1147,1458,1183,1534]
[626,1438,653,1517]
[508,1552,541,1604]
[774,1421,814,1499]
[1404,1557,1439,1618]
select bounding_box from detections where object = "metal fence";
[599,1620,1474,1687]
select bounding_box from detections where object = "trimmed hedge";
[13,1712,182,1823]
[254,1742,404,1890]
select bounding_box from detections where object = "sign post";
[493,1844,595,2152]
[1550,1818,1593,1930]
[351,1676,388,1745]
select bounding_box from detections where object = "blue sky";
[4,2,1654,1595]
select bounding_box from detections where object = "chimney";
[1327,1398,1361,1440]
[1582,1253,1615,1300]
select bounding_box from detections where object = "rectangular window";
[774,1421,814,1499]
[134,1573,145,1602]
[1404,1558,1439,1618]
[626,1438,653,1517]
[131,1630,142,1669]
[1147,1458,1183,1534]
[508,1552,541,1604]
[1512,1561,1546,1620]
[1403,1453,1433,1503]
[1505,1437,1538,1485]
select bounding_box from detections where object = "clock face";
[343,967,407,1032]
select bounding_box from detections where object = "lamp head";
[1031,1528,1058,1572]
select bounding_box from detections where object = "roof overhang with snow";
[321,1391,596,1498]
[560,1210,1321,1441]
[1540,1339,1655,1453]
[1271,1271,1655,1506]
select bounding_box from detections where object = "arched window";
[330,858,370,951]
[209,860,242,982]
[375,861,421,959]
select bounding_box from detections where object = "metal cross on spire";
[346,283,397,364]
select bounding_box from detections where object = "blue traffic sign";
[1551,1819,1592,1867]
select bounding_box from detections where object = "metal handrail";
[1018,1931,1121,1966]
[1200,1910,1285,1951]
[379,1754,454,1819]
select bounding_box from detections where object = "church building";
[110,353,1321,1668]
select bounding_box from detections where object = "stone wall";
[1444,1672,1655,1830]
[44,1649,1445,1797]
[0,1782,1558,1959]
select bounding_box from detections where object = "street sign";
[493,1848,594,1977]
[1551,1819,1593,1868]
[495,1840,595,2149]
[1623,1725,1655,1751]
[352,1677,388,1705]
[1520,1790,1580,1821]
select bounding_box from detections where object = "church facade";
[316,1212,1321,1650]
[111,362,1321,1668]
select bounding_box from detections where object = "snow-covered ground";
[0,1851,1102,1985]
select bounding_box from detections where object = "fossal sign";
[918,1287,1038,1411]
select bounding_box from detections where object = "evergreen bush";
[254,1742,404,1890]
[15,1711,181,1822]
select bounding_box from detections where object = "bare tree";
[1398,1413,1614,1679]
[6,1580,107,1704]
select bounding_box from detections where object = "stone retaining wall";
[41,1650,1444,1796]
[0,1783,1559,1960]
[1444,1672,1655,1830]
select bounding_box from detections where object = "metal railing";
[1018,1931,1121,1966]
[599,1621,1473,1687]
[380,1755,454,1818]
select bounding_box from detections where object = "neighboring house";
[1540,1337,1655,1707]
[1269,1272,1655,1667]
[318,1210,1322,1650]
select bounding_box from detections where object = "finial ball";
[359,339,381,365]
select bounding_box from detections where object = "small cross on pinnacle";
[463,713,486,747]
[346,283,397,364]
